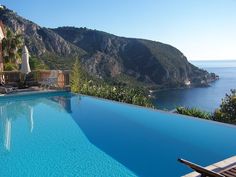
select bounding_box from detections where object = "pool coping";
[0,90,70,98]
[0,90,235,129]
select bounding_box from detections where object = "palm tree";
[1,28,24,70]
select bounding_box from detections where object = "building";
[0,5,6,10]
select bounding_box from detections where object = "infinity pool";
[0,92,236,177]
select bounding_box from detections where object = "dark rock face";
[0,6,217,89]
[53,27,215,88]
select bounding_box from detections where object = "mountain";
[0,6,217,89]
[0,6,86,69]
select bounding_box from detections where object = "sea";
[153,60,236,112]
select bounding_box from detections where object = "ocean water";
[153,60,236,112]
[1,92,236,177]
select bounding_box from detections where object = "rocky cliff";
[0,6,217,89]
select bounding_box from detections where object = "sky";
[1,0,236,60]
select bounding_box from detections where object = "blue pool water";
[0,92,236,177]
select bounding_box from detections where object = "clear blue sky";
[1,0,236,60]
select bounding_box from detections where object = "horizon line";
[189,59,236,61]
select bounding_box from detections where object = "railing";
[0,70,70,88]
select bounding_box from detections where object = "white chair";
[40,70,59,89]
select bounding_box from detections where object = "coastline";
[152,62,236,112]
[148,77,219,97]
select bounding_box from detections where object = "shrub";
[29,56,48,70]
[176,107,212,120]
[79,80,154,108]
[4,62,18,71]
[213,89,236,124]
[69,59,154,108]
[176,90,236,125]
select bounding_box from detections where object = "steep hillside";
[0,6,217,89]
[0,7,86,69]
[53,27,215,88]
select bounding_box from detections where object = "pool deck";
[183,156,236,177]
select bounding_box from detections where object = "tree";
[213,89,236,124]
[70,58,83,93]
[1,28,24,70]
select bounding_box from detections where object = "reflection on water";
[50,96,72,113]
[0,102,34,151]
[4,119,11,151]
[0,94,72,152]
[0,94,135,177]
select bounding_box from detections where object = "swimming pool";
[0,92,236,177]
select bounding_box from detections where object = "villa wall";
[0,20,5,72]
[0,70,70,88]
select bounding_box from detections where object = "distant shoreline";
[190,60,236,69]
[153,63,236,112]
[189,59,236,62]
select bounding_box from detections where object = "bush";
[29,56,48,70]
[213,89,236,124]
[176,107,212,120]
[176,90,236,125]
[4,62,18,71]
[79,80,154,108]
[69,59,154,108]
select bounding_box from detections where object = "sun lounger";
[178,158,236,177]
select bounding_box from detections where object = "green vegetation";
[2,27,24,70]
[213,89,236,124]
[1,27,48,71]
[176,107,212,120]
[3,62,18,71]
[39,53,75,70]
[80,81,153,107]
[29,56,48,70]
[176,89,236,124]
[70,59,154,108]
[70,59,84,93]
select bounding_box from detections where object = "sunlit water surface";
[0,92,236,177]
